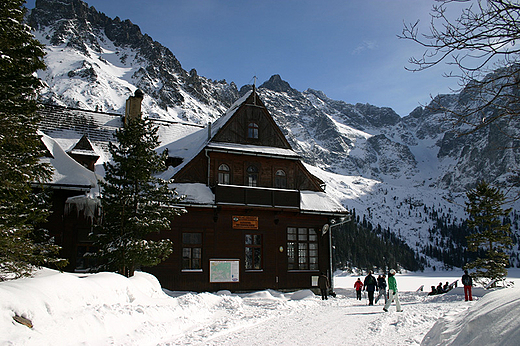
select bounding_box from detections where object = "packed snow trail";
[9,270,520,345]
[164,288,473,346]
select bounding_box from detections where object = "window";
[287,227,318,270]
[274,169,287,188]
[248,122,259,139]
[247,165,258,187]
[245,234,262,270]
[182,232,202,270]
[218,163,230,185]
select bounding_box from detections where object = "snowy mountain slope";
[28,0,520,267]
[28,0,238,123]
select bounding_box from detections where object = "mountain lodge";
[38,88,349,292]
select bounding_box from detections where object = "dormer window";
[218,164,230,185]
[247,165,258,187]
[248,122,259,139]
[275,169,287,188]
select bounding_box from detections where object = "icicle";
[64,195,101,223]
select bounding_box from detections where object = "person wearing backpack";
[462,270,473,301]
[375,274,387,304]
[364,271,377,306]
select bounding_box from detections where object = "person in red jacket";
[354,278,363,300]
[462,270,473,301]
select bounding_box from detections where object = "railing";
[215,184,300,208]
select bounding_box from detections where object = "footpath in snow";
[1,269,520,345]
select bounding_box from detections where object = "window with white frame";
[287,227,318,270]
[274,169,287,188]
[247,165,258,187]
[218,163,230,185]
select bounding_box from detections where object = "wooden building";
[37,88,349,292]
[147,88,349,291]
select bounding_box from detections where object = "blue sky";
[25,0,466,116]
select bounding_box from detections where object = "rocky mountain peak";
[27,0,242,119]
[353,103,401,127]
[259,74,298,94]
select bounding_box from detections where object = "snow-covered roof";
[158,91,255,179]
[40,132,100,191]
[206,142,300,159]
[300,191,348,214]
[171,183,214,205]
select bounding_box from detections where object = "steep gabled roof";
[39,131,100,191]
[158,90,261,179]
[67,134,99,159]
[158,89,316,185]
[211,88,292,149]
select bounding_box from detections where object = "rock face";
[28,0,239,122]
[28,0,520,262]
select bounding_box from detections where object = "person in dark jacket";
[436,282,444,294]
[363,271,377,305]
[375,274,387,304]
[318,272,330,300]
[462,270,473,301]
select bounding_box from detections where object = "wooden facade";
[146,89,348,292]
[37,89,348,292]
[146,206,333,291]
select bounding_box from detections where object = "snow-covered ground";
[2,268,520,345]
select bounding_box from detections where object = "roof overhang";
[206,142,300,160]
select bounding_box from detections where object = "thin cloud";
[352,40,378,55]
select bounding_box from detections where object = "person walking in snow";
[462,270,473,301]
[363,271,377,305]
[354,278,363,300]
[375,274,387,304]
[318,272,330,300]
[383,269,402,312]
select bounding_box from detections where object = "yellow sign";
[232,216,258,229]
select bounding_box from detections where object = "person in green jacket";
[383,269,402,312]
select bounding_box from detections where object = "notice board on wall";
[209,259,240,283]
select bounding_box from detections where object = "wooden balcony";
[215,184,300,209]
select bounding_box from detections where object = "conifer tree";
[465,181,512,282]
[94,114,184,277]
[0,0,64,279]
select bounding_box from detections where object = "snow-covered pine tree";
[94,115,184,277]
[0,0,65,280]
[465,180,512,283]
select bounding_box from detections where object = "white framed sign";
[209,259,240,283]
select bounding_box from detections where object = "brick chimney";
[124,89,144,125]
